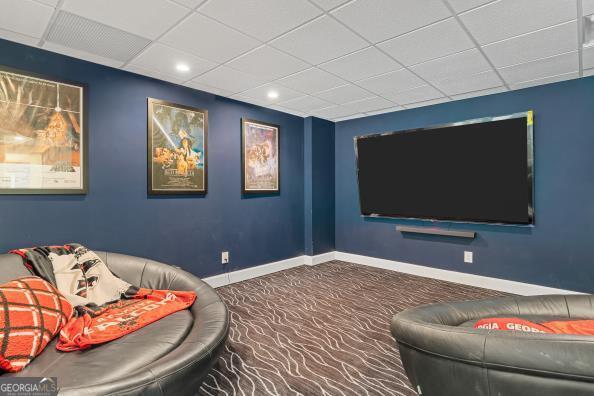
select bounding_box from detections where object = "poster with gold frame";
[241,118,280,194]
[0,65,87,194]
[147,98,208,195]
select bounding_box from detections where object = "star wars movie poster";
[148,98,207,194]
[0,67,85,193]
[242,119,279,193]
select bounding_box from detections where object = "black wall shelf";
[396,225,476,239]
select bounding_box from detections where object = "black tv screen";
[355,112,534,225]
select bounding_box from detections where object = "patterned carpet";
[199,260,508,396]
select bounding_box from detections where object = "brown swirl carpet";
[199,260,508,396]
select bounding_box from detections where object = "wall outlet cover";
[464,251,473,264]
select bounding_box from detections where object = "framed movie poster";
[241,118,280,194]
[0,66,87,194]
[147,98,207,195]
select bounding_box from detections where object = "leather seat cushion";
[4,310,193,388]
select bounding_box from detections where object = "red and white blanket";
[11,244,195,351]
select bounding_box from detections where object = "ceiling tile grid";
[199,0,322,42]
[378,18,474,66]
[1,0,590,121]
[270,15,368,65]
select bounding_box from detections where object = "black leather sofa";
[0,251,229,395]
[391,294,594,396]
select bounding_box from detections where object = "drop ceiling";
[2,0,593,122]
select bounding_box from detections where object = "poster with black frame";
[0,65,87,194]
[241,118,280,194]
[147,98,208,195]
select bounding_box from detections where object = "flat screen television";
[354,111,534,225]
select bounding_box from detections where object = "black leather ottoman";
[391,294,594,396]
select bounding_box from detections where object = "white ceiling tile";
[161,14,260,63]
[447,0,494,13]
[189,65,268,94]
[583,46,594,69]
[411,48,491,82]
[199,0,321,41]
[310,0,349,11]
[240,83,305,104]
[231,93,270,107]
[499,51,578,84]
[341,96,394,114]
[312,105,359,119]
[0,0,53,38]
[268,105,306,117]
[331,0,451,43]
[43,41,124,68]
[403,97,451,109]
[276,68,346,94]
[34,0,59,6]
[270,16,367,64]
[365,106,403,116]
[184,80,234,97]
[278,95,332,112]
[315,84,374,104]
[483,21,577,68]
[378,18,473,66]
[451,86,507,100]
[585,0,594,15]
[510,71,579,90]
[0,28,39,47]
[172,0,203,8]
[433,70,502,95]
[318,46,401,81]
[334,113,366,121]
[227,45,310,80]
[124,64,185,84]
[62,0,188,40]
[357,69,425,95]
[129,43,217,80]
[459,0,576,45]
[383,85,444,105]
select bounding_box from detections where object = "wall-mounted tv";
[354,111,534,225]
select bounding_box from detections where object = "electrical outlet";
[464,251,473,264]
[221,251,229,264]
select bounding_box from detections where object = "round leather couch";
[391,294,594,396]
[0,251,229,395]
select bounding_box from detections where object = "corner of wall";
[303,117,336,256]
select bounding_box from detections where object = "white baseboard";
[203,250,581,295]
[203,252,334,288]
[304,251,335,266]
[334,251,582,296]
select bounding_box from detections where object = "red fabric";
[473,317,553,333]
[57,288,196,351]
[542,320,594,335]
[0,277,73,372]
[474,317,594,336]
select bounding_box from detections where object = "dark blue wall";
[304,118,313,255]
[335,76,594,293]
[304,117,335,255]
[0,39,305,278]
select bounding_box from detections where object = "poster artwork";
[148,99,207,194]
[242,119,279,193]
[0,67,85,193]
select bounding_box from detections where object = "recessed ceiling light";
[267,90,279,99]
[176,63,190,72]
